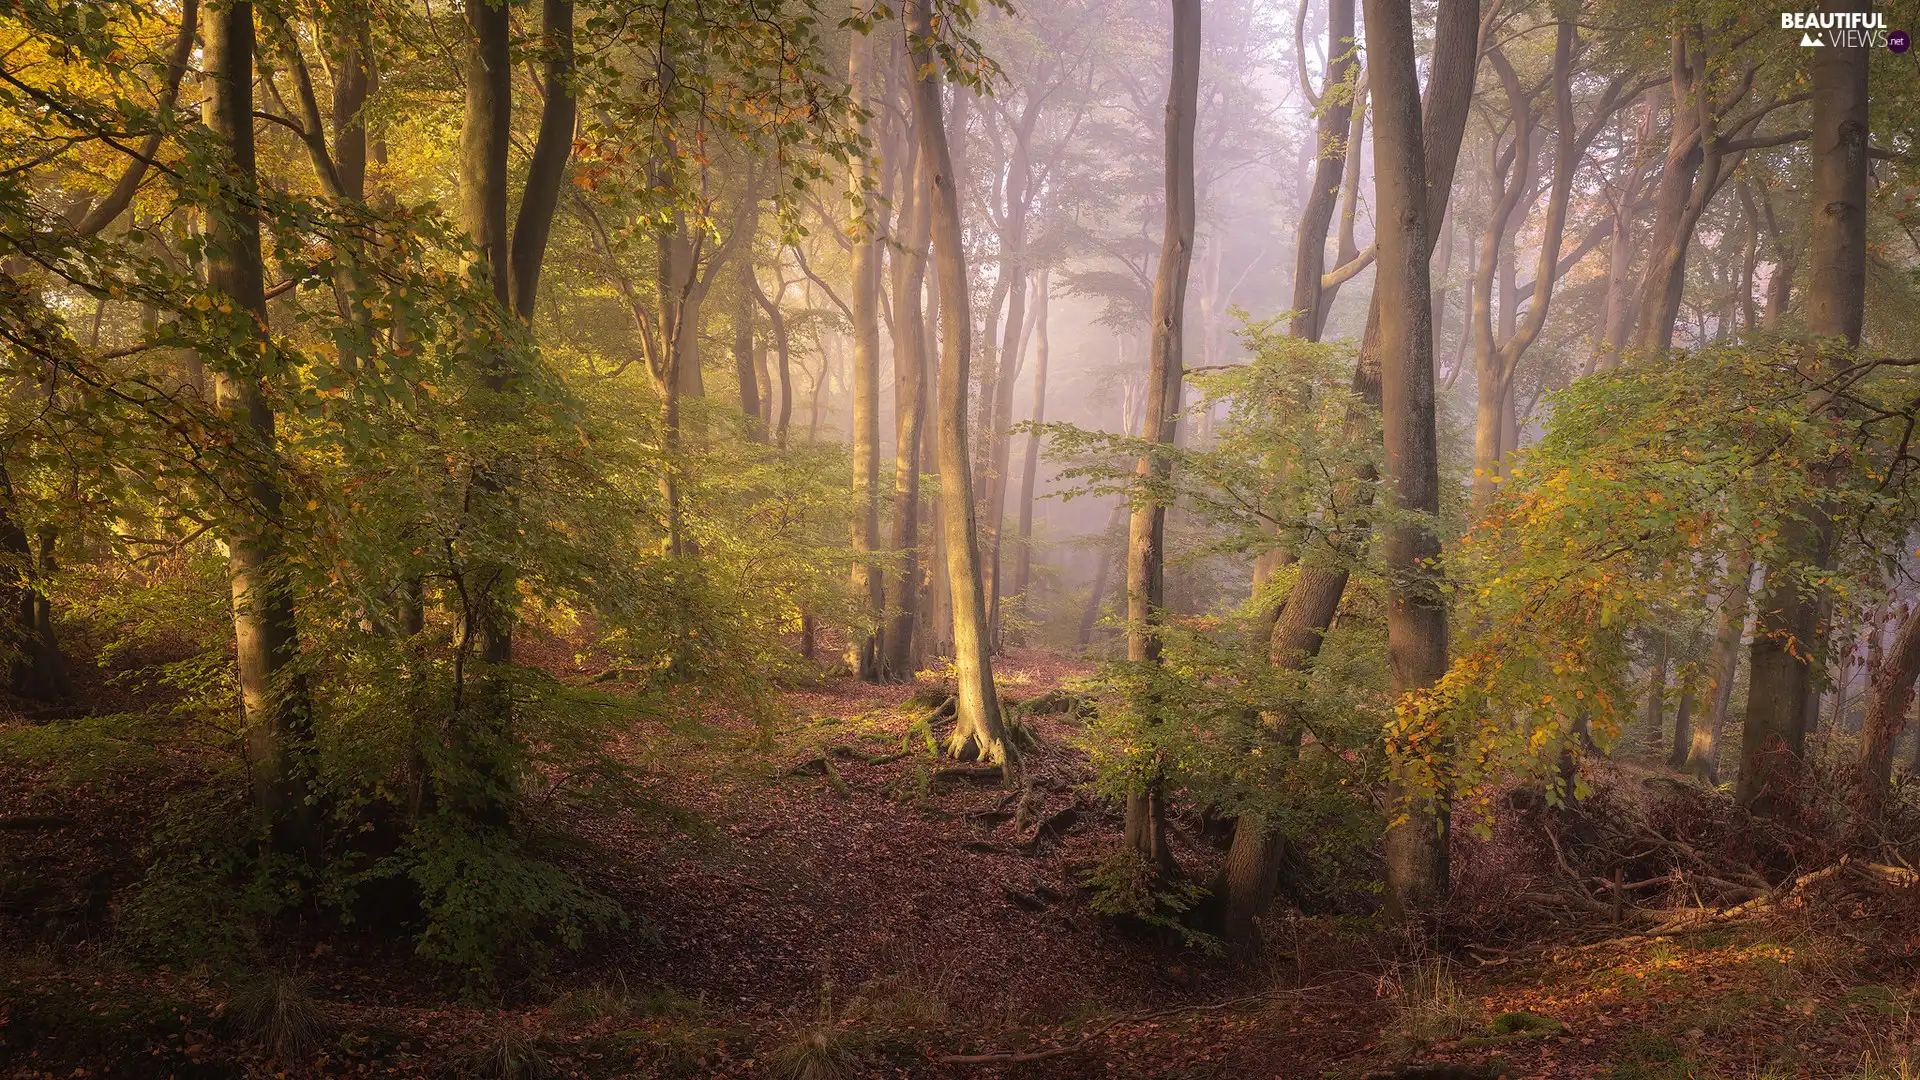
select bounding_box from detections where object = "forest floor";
[5,648,1920,1078]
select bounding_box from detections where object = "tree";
[203,0,313,847]
[847,14,885,680]
[1737,12,1867,815]
[1214,0,1483,941]
[1122,0,1200,877]
[1011,270,1052,616]
[885,118,932,681]
[1287,0,1359,343]
[1365,0,1449,917]
[906,0,1011,764]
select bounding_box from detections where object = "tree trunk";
[1366,0,1448,919]
[1079,498,1125,647]
[461,0,512,309]
[1216,0,1481,940]
[1739,14,1866,814]
[752,274,795,448]
[1123,0,1201,877]
[1474,25,1581,509]
[1288,0,1359,342]
[0,470,69,701]
[204,0,312,846]
[1688,552,1751,783]
[1855,604,1920,826]
[1669,662,1695,771]
[1627,32,1706,354]
[906,0,1008,764]
[1011,270,1051,619]
[1643,629,1669,750]
[734,267,761,436]
[508,0,575,320]
[884,136,930,682]
[847,15,884,681]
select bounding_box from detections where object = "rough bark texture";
[204,0,311,844]
[1738,14,1865,814]
[1123,0,1200,877]
[1366,0,1448,919]
[1215,0,1481,941]
[906,0,1007,765]
[847,16,884,680]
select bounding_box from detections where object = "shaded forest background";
[8,0,1920,1076]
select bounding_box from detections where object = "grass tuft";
[464,1021,553,1079]
[227,971,327,1060]
[767,1027,856,1080]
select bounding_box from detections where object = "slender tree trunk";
[1011,270,1051,620]
[1216,0,1481,940]
[204,0,312,847]
[885,140,931,681]
[907,0,1008,764]
[1367,0,1448,918]
[752,275,795,448]
[1079,498,1125,647]
[1855,604,1920,826]
[1644,629,1670,750]
[1739,14,1866,814]
[1627,32,1706,354]
[0,469,69,701]
[1689,551,1752,783]
[847,15,884,680]
[1288,0,1359,342]
[508,0,575,319]
[734,268,761,436]
[1122,0,1200,878]
[1669,654,1696,771]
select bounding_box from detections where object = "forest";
[4,0,1920,1075]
